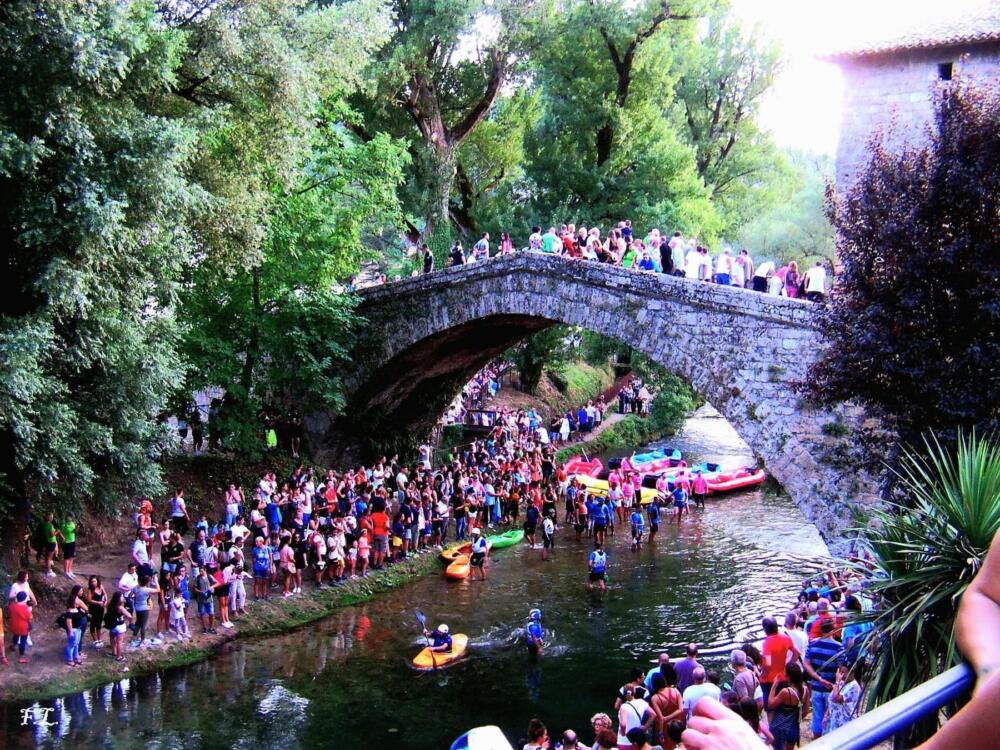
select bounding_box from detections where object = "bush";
[854,431,1000,716]
[806,79,1000,460]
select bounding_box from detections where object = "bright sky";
[729,0,992,154]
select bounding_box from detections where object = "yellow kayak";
[412,634,469,671]
[574,474,658,505]
[440,542,472,563]
[446,554,471,579]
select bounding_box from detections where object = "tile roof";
[823,2,1000,60]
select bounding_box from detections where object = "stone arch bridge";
[307,254,875,551]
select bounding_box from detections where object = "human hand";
[682,697,768,750]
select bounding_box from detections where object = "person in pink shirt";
[692,469,708,509]
[356,529,371,576]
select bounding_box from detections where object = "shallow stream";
[6,405,828,749]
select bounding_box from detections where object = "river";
[5,405,829,749]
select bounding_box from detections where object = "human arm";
[801,656,833,689]
[955,530,1000,692]
[766,684,786,711]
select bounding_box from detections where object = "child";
[169,589,190,640]
[357,529,370,576]
[346,539,358,577]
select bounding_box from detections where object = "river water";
[5,406,828,749]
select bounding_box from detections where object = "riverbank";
[1,552,440,703]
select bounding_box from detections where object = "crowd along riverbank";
[2,552,440,703]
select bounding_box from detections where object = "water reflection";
[4,406,829,749]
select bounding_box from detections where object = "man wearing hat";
[470,527,489,580]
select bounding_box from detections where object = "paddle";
[415,609,438,670]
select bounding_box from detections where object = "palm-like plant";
[857,431,1000,708]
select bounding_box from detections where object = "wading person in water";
[588,541,608,594]
[469,527,489,580]
[525,608,544,658]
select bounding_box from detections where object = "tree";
[0,1,196,524]
[736,150,834,264]
[672,7,784,233]
[171,0,407,453]
[806,79,1000,455]
[354,0,549,249]
[525,0,719,237]
[508,326,572,395]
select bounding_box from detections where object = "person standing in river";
[588,541,608,593]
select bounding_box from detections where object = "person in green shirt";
[61,518,78,580]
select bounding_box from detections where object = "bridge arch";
[308,254,875,551]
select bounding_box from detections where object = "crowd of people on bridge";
[427,221,829,302]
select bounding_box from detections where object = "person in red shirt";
[9,591,33,663]
[760,615,801,714]
[370,508,390,569]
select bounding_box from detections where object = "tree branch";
[447,48,507,145]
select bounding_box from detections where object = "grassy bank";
[555,414,663,463]
[3,553,440,703]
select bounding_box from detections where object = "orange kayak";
[445,554,471,580]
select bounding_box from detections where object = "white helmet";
[438,624,449,634]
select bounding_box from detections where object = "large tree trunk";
[424,144,455,250]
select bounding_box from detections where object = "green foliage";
[854,432,1000,711]
[508,326,573,395]
[0,0,405,524]
[523,0,718,237]
[0,0,195,516]
[648,373,698,435]
[806,80,1000,450]
[672,6,785,234]
[736,150,834,264]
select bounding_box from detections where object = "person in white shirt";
[670,233,686,276]
[684,246,702,279]
[715,248,733,285]
[682,667,722,718]
[803,261,828,302]
[118,564,139,596]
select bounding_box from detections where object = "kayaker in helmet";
[526,608,544,657]
[423,623,453,652]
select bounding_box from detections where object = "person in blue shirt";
[525,608,544,657]
[423,623,453,652]
[672,485,688,524]
[647,498,661,544]
[591,496,607,545]
[630,507,645,551]
[251,536,272,601]
[588,541,608,593]
[636,251,657,272]
[523,503,540,548]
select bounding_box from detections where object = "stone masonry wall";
[835,42,1000,192]
[312,254,877,555]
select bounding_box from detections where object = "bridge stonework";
[308,254,876,553]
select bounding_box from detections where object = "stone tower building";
[827,3,1000,192]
